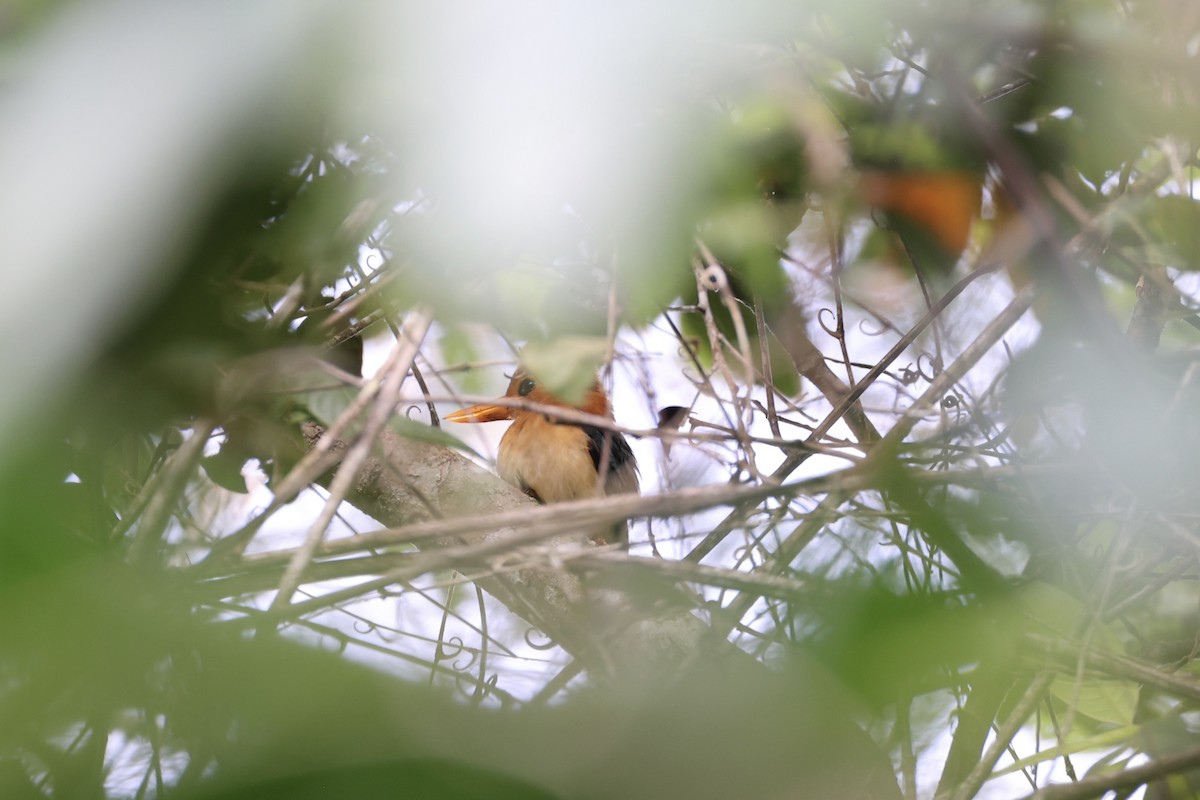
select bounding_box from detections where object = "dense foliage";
[3,2,1200,798]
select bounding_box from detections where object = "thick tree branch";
[288,421,756,680]
[282,420,903,799]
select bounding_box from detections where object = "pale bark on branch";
[284,422,905,800]
[294,421,747,680]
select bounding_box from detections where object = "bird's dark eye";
[518,378,536,397]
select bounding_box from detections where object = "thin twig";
[268,309,432,611]
[127,418,217,562]
[945,671,1055,800]
[1023,741,1200,800]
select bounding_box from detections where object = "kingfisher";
[445,369,639,547]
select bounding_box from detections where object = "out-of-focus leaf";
[851,122,950,170]
[993,725,1141,778]
[1014,581,1125,654]
[708,97,813,208]
[190,759,559,800]
[201,448,249,494]
[519,337,608,406]
[858,170,982,264]
[808,583,1022,707]
[438,328,486,395]
[1136,195,1200,269]
[389,416,476,453]
[702,201,797,296]
[611,210,699,328]
[362,3,735,334]
[100,433,157,513]
[678,309,802,397]
[1048,675,1139,729]
[0,0,332,444]
[299,385,358,430]
[262,168,382,289]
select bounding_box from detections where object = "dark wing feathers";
[581,425,638,546]
[582,426,635,479]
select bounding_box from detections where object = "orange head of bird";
[444,370,611,424]
[445,368,638,547]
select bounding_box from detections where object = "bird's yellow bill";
[444,403,513,423]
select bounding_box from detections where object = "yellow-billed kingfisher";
[445,369,639,547]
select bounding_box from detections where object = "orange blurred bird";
[445,369,639,547]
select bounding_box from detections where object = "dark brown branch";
[1022,742,1200,800]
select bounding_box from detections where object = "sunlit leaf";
[1048,676,1139,729]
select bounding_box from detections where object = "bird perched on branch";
[445,369,639,547]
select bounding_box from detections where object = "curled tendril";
[362,250,383,271]
[446,642,477,676]
[434,634,465,665]
[524,627,556,651]
[858,317,889,337]
[451,645,479,673]
[941,393,969,425]
[352,619,376,635]
[467,673,498,705]
[917,352,943,382]
[899,364,920,386]
[733,542,770,567]
[405,404,423,420]
[684,369,714,396]
[372,624,402,644]
[816,307,840,338]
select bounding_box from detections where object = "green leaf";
[201,447,249,494]
[519,337,608,406]
[390,416,476,453]
[298,385,358,430]
[1143,195,1200,268]
[438,327,486,395]
[850,122,949,170]
[1014,581,1125,654]
[1049,676,1139,728]
[993,724,1140,776]
[102,433,158,513]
